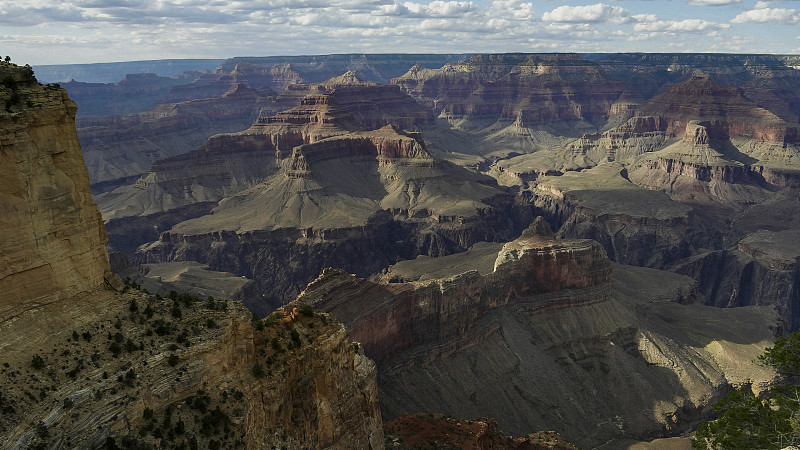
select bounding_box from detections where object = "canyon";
[0,61,383,449]
[4,51,800,447]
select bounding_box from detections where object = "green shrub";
[31,354,45,370]
[167,355,179,367]
[299,303,314,317]
[252,364,266,378]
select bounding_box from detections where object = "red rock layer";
[297,235,611,363]
[635,74,800,144]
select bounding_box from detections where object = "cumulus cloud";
[731,6,800,23]
[686,0,742,5]
[542,3,630,24]
[374,1,474,18]
[634,18,728,32]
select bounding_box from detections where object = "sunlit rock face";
[299,223,777,448]
[0,62,112,322]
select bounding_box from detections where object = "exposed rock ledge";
[298,219,778,447]
[297,219,611,363]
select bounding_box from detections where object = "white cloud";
[634,18,728,32]
[687,0,742,5]
[374,1,474,18]
[731,7,800,23]
[541,3,630,24]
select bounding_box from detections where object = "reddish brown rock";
[385,413,578,449]
[297,233,611,363]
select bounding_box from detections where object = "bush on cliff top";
[693,332,800,449]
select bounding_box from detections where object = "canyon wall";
[299,223,778,447]
[0,62,112,322]
[0,62,384,450]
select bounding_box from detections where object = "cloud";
[731,6,800,23]
[374,1,474,18]
[634,18,728,32]
[542,3,630,24]
[686,0,742,5]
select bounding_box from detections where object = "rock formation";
[299,224,778,447]
[0,61,112,322]
[78,83,278,193]
[97,81,518,314]
[0,61,383,450]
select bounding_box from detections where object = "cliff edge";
[0,61,113,322]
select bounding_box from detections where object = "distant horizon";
[4,0,799,66]
[28,50,800,69]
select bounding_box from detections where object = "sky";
[1,0,799,65]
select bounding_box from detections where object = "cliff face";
[299,223,777,447]
[0,62,112,322]
[98,83,517,313]
[297,230,611,363]
[393,54,626,132]
[0,64,383,450]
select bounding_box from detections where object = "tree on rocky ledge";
[693,333,800,449]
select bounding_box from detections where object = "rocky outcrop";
[78,83,278,193]
[674,229,800,331]
[298,228,777,447]
[0,65,384,449]
[298,229,611,363]
[0,62,112,322]
[0,287,383,449]
[393,54,626,132]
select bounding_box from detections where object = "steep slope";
[0,61,112,322]
[78,83,278,193]
[298,222,778,447]
[98,82,517,313]
[0,61,383,449]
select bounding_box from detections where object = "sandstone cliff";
[299,222,778,447]
[0,61,112,322]
[0,63,384,450]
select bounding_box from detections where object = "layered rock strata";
[0,64,384,449]
[78,83,278,193]
[393,53,627,132]
[0,62,112,321]
[99,84,516,313]
[299,223,777,447]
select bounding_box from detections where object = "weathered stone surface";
[0,62,111,322]
[0,66,384,450]
[301,232,777,447]
[78,83,278,193]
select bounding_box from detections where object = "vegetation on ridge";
[693,332,800,449]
